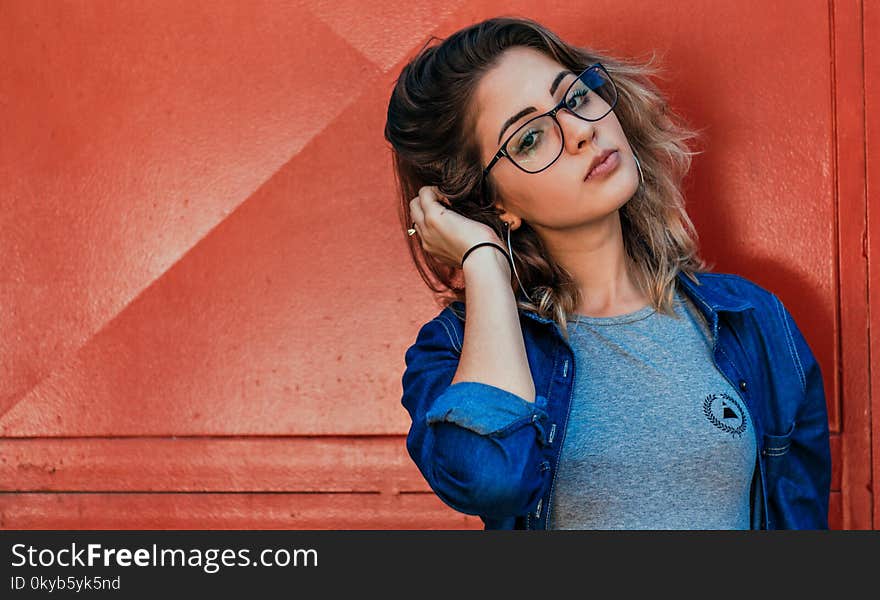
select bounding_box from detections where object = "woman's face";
[473,46,640,230]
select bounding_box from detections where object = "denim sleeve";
[400,314,552,520]
[772,295,832,529]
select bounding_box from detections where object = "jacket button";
[739,380,748,391]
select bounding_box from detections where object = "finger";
[434,187,452,208]
[419,186,448,219]
[409,195,425,227]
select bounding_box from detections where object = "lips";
[584,149,616,180]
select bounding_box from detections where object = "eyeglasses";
[482,63,618,179]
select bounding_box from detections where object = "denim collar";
[674,270,755,313]
[516,270,755,327]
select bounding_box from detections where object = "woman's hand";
[409,185,503,268]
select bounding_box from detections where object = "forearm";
[450,244,536,404]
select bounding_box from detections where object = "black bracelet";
[460,241,511,269]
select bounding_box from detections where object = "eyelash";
[568,88,588,103]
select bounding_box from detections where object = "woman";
[384,16,831,530]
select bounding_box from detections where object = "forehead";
[474,48,571,149]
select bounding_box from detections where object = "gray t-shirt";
[546,287,757,529]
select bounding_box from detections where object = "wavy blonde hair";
[384,16,714,341]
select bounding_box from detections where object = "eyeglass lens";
[507,66,617,173]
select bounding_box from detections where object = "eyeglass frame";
[481,62,619,179]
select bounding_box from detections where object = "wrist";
[461,241,511,274]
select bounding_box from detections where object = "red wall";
[0,0,875,529]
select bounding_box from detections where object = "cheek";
[519,185,575,221]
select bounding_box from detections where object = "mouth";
[584,149,620,181]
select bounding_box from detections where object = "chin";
[591,170,639,209]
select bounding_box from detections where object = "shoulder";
[409,302,465,356]
[691,270,781,313]
[694,270,812,371]
[433,303,465,353]
[692,270,774,297]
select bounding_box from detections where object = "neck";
[535,210,647,315]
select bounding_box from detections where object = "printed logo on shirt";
[703,392,747,437]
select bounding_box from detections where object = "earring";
[505,221,534,303]
[631,146,645,188]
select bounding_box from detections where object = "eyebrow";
[497,69,575,144]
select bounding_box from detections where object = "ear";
[494,201,523,232]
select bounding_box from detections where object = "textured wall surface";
[0,0,874,529]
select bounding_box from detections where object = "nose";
[558,109,597,156]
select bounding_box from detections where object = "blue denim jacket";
[400,271,832,530]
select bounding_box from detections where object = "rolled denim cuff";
[424,381,551,445]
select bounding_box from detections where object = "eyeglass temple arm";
[483,149,506,178]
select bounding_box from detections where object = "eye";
[566,87,590,110]
[513,128,542,154]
